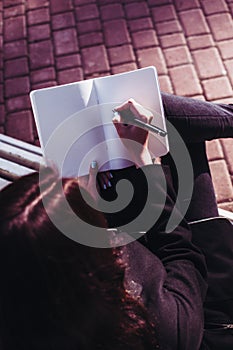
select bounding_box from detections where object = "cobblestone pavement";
[0,0,233,211]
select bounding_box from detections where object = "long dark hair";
[0,168,157,349]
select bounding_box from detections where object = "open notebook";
[30,66,169,177]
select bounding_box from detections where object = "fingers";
[113,98,153,124]
[97,171,113,190]
[89,161,113,191]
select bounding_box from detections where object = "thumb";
[89,160,98,179]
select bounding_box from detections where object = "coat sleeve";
[125,164,208,350]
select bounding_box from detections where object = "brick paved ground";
[0,0,233,211]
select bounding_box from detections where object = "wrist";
[131,148,153,168]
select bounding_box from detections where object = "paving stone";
[132,30,158,49]
[4,39,27,59]
[27,8,50,25]
[5,57,29,78]
[173,0,199,11]
[79,32,103,48]
[52,12,75,30]
[26,0,49,9]
[137,47,167,74]
[108,45,135,65]
[128,18,153,32]
[188,34,214,50]
[164,46,192,67]
[75,4,99,21]
[82,45,110,75]
[77,19,101,34]
[100,4,124,20]
[160,33,186,48]
[29,40,54,69]
[169,65,202,96]
[58,68,84,84]
[4,4,25,18]
[74,0,96,4]
[50,0,73,14]
[56,54,81,70]
[147,0,172,5]
[155,20,182,35]
[0,83,3,102]
[229,3,233,15]
[6,95,31,113]
[194,93,209,100]
[4,0,24,7]
[152,5,177,23]
[6,111,34,143]
[28,24,50,42]
[209,159,233,202]
[206,139,224,160]
[224,59,233,86]
[201,0,228,15]
[212,97,233,104]
[31,81,57,90]
[192,48,226,79]
[5,76,30,98]
[203,77,233,100]
[158,75,173,93]
[207,13,233,41]
[123,0,142,3]
[103,19,130,47]
[220,138,233,174]
[4,16,26,42]
[0,105,5,124]
[179,9,210,36]
[111,62,138,74]
[31,67,56,84]
[125,2,150,19]
[1,0,233,211]
[217,40,233,60]
[53,29,79,55]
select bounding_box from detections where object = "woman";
[0,93,233,349]
[0,166,158,350]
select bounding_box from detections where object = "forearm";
[137,164,207,280]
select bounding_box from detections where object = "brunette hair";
[0,168,157,349]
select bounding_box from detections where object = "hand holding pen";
[113,99,167,138]
[112,99,159,168]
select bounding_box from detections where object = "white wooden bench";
[1,133,232,223]
[0,133,44,190]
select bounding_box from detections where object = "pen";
[112,110,167,137]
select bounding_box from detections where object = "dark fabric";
[190,218,233,350]
[101,94,233,348]
[161,93,233,220]
[101,164,207,349]
[162,92,233,143]
[122,165,208,350]
[102,163,233,350]
[161,142,219,222]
